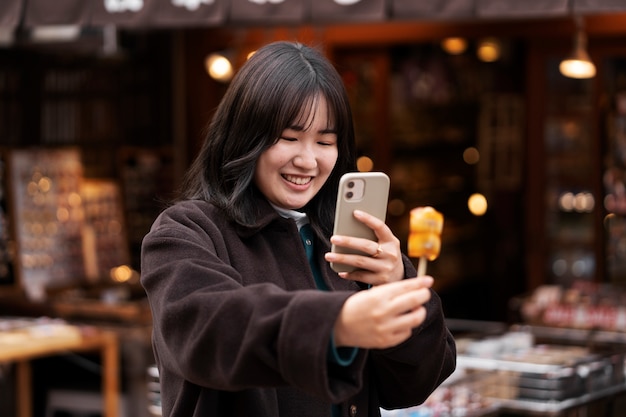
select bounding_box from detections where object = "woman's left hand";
[324,209,405,286]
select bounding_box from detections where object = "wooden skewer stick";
[417,255,427,277]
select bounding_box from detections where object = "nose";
[293,145,317,169]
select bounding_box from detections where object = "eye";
[318,134,338,146]
[279,136,297,142]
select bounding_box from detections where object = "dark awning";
[3,0,626,29]
[312,0,386,23]
[391,0,475,20]
[229,0,306,24]
[23,0,92,27]
[476,0,570,19]
[89,0,229,28]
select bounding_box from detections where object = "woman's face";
[254,95,339,210]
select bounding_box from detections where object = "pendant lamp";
[205,51,234,83]
[559,16,596,79]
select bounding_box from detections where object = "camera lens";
[346,191,353,199]
[347,181,354,188]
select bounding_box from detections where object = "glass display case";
[602,56,626,286]
[542,56,597,286]
[528,41,626,288]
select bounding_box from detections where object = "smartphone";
[330,172,390,273]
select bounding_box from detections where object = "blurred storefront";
[3,1,626,416]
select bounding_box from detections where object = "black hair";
[180,41,357,240]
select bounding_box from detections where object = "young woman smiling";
[141,41,456,417]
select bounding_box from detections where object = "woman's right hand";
[333,276,434,349]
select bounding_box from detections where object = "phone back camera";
[343,178,365,202]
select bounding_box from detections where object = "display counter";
[388,319,626,417]
[0,317,119,417]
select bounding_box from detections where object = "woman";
[141,41,456,417]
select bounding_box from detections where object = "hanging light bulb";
[205,52,234,83]
[476,38,501,62]
[441,37,467,55]
[559,16,596,79]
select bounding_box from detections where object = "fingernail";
[330,236,343,244]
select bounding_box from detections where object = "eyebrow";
[286,124,337,134]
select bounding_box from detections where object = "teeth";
[284,175,311,185]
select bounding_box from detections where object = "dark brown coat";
[141,198,456,417]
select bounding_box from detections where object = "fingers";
[325,242,404,286]
[374,276,433,314]
[327,209,394,257]
[333,277,434,349]
[383,306,428,344]
[326,209,405,283]
[326,234,402,279]
[325,243,395,271]
[327,235,385,259]
[371,244,384,258]
[352,209,390,240]
[380,275,434,295]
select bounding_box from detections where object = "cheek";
[256,151,279,174]
[320,149,339,172]
[253,154,274,189]
[262,144,292,168]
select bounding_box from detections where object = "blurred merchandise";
[81,179,130,282]
[8,148,87,300]
[380,370,501,417]
[518,281,626,332]
[390,324,626,417]
[5,147,150,322]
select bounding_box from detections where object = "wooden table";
[0,322,119,417]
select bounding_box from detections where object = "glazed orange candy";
[408,206,443,261]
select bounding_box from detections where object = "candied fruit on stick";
[409,206,444,236]
[408,206,443,276]
[408,232,441,261]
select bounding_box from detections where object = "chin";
[288,204,307,210]
[276,193,315,211]
[285,200,310,210]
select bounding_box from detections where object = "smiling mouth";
[283,174,312,185]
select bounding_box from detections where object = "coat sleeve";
[140,203,366,403]
[371,287,457,410]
